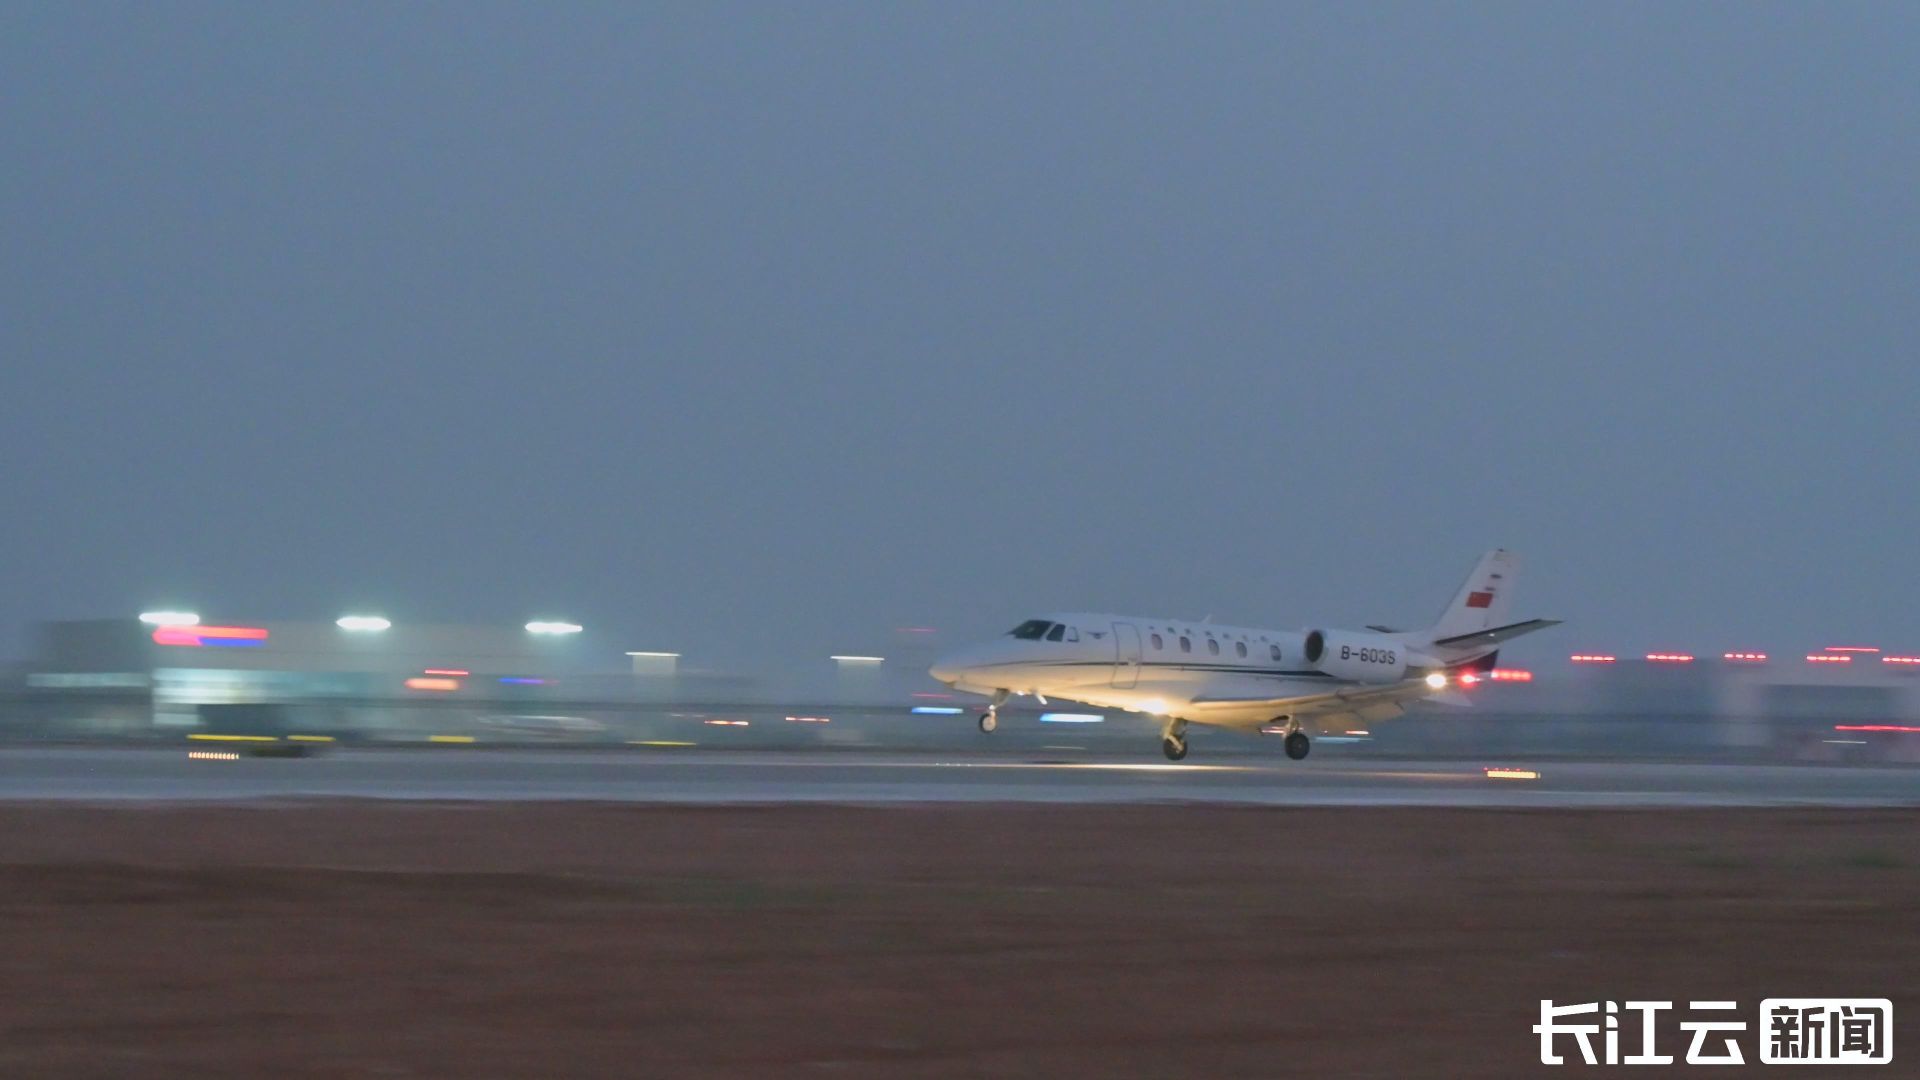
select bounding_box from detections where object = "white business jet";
[929,549,1557,761]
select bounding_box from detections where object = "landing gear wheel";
[977,711,997,733]
[1162,736,1189,761]
[1284,731,1311,761]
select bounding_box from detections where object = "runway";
[2,746,1917,806]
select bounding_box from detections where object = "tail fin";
[1428,549,1519,642]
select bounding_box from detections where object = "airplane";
[928,549,1558,761]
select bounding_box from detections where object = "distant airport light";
[1423,672,1448,689]
[525,621,583,635]
[911,691,954,699]
[1483,767,1541,781]
[1806,653,1852,664]
[910,706,964,715]
[1823,646,1880,653]
[1039,712,1104,723]
[336,615,392,632]
[702,719,749,727]
[153,625,269,648]
[1835,724,1920,733]
[423,668,469,677]
[1881,656,1920,665]
[1569,654,1616,664]
[1645,653,1695,663]
[405,677,460,692]
[785,715,831,724]
[894,627,938,634]
[498,677,547,685]
[1721,652,1769,663]
[830,655,885,663]
[138,611,200,627]
[1488,669,1533,682]
[625,651,680,658]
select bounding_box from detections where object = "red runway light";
[1721,652,1768,662]
[1834,724,1920,733]
[1570,654,1616,664]
[1806,654,1852,664]
[1645,653,1695,663]
[1488,669,1533,682]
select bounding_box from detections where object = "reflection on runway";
[2,747,1917,807]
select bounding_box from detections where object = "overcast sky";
[2,2,1915,669]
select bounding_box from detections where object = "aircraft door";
[1111,622,1142,688]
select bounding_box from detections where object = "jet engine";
[1302,629,1408,683]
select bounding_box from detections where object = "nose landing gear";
[976,689,1011,734]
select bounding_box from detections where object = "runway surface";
[1,746,1917,806]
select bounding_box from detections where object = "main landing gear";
[1284,730,1311,761]
[1161,718,1189,761]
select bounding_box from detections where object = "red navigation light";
[1721,652,1768,663]
[1457,672,1481,686]
[1645,653,1695,663]
[1806,654,1852,664]
[1488,669,1533,682]
[1569,654,1616,664]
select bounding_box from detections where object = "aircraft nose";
[928,656,961,685]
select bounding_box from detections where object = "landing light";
[1139,698,1171,715]
[139,611,200,626]
[526,621,583,635]
[1424,673,1448,689]
[336,615,391,632]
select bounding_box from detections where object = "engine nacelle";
[1302,629,1407,684]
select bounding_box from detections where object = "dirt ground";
[0,804,1914,1078]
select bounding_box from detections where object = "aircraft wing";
[1185,678,1439,733]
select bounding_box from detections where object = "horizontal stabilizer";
[1430,617,1562,651]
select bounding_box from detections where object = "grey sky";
[3,2,1916,669]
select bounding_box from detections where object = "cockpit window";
[1045,624,1066,642]
[1008,619,1054,640]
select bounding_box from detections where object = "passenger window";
[1067,627,1079,642]
[1151,633,1164,650]
[1208,639,1220,656]
[1179,636,1191,653]
[1236,641,1248,658]
[1046,624,1066,642]
[1270,643,1283,661]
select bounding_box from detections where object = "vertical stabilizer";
[1428,549,1519,642]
